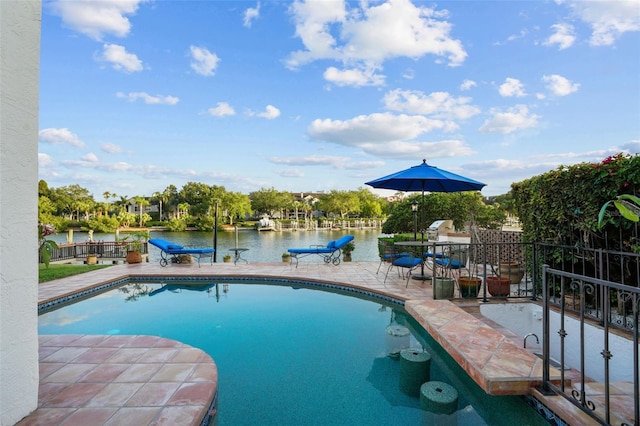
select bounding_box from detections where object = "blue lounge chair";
[148,238,215,267]
[287,235,354,268]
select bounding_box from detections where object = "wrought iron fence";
[539,266,639,426]
[40,241,149,264]
[534,243,640,332]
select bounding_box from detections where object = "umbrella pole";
[413,187,431,281]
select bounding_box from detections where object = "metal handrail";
[39,241,149,263]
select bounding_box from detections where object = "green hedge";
[511,153,639,251]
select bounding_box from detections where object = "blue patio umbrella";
[365,159,486,194]
[365,159,486,279]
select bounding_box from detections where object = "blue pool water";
[39,280,547,425]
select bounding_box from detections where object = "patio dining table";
[393,241,436,281]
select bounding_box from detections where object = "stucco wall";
[0,1,42,424]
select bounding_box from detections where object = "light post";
[411,200,418,241]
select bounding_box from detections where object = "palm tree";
[162,185,178,219]
[134,196,150,227]
[152,191,168,221]
[103,191,113,215]
[116,195,129,214]
[177,202,190,219]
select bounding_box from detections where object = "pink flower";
[40,223,55,237]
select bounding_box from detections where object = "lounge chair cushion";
[288,246,333,254]
[393,257,422,268]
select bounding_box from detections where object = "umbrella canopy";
[364,159,486,193]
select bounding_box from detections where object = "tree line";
[38,180,391,233]
[38,179,510,234]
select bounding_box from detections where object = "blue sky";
[38,0,640,199]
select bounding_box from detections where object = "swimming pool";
[39,279,548,425]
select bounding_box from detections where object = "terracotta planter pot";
[86,255,97,265]
[458,276,481,298]
[498,261,524,284]
[126,251,142,264]
[486,276,510,297]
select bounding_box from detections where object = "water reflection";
[118,283,153,302]
[148,282,216,298]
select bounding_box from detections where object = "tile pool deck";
[20,260,632,425]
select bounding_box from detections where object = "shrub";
[166,218,187,232]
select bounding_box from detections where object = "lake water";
[53,229,387,264]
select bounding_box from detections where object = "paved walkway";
[18,260,632,425]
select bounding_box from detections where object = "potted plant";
[433,276,455,299]
[458,275,481,298]
[486,275,510,297]
[498,261,524,284]
[86,254,98,265]
[282,252,291,263]
[123,230,148,264]
[223,254,232,263]
[342,241,355,262]
[38,223,59,268]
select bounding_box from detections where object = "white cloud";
[39,128,85,148]
[208,102,236,117]
[116,92,179,105]
[568,0,640,46]
[383,89,480,120]
[99,44,143,73]
[49,0,146,41]
[460,79,477,91]
[323,66,385,87]
[542,74,580,96]
[101,143,123,154]
[507,29,529,42]
[620,140,640,154]
[257,105,281,119]
[62,159,136,172]
[286,0,467,72]
[81,153,99,162]
[270,155,351,167]
[543,23,576,50]
[270,155,386,171]
[190,46,220,76]
[402,68,415,80]
[38,153,54,167]
[479,105,540,134]
[498,78,526,97]
[360,139,475,160]
[275,168,305,178]
[244,3,261,28]
[308,112,449,146]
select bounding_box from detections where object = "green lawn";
[39,263,112,283]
